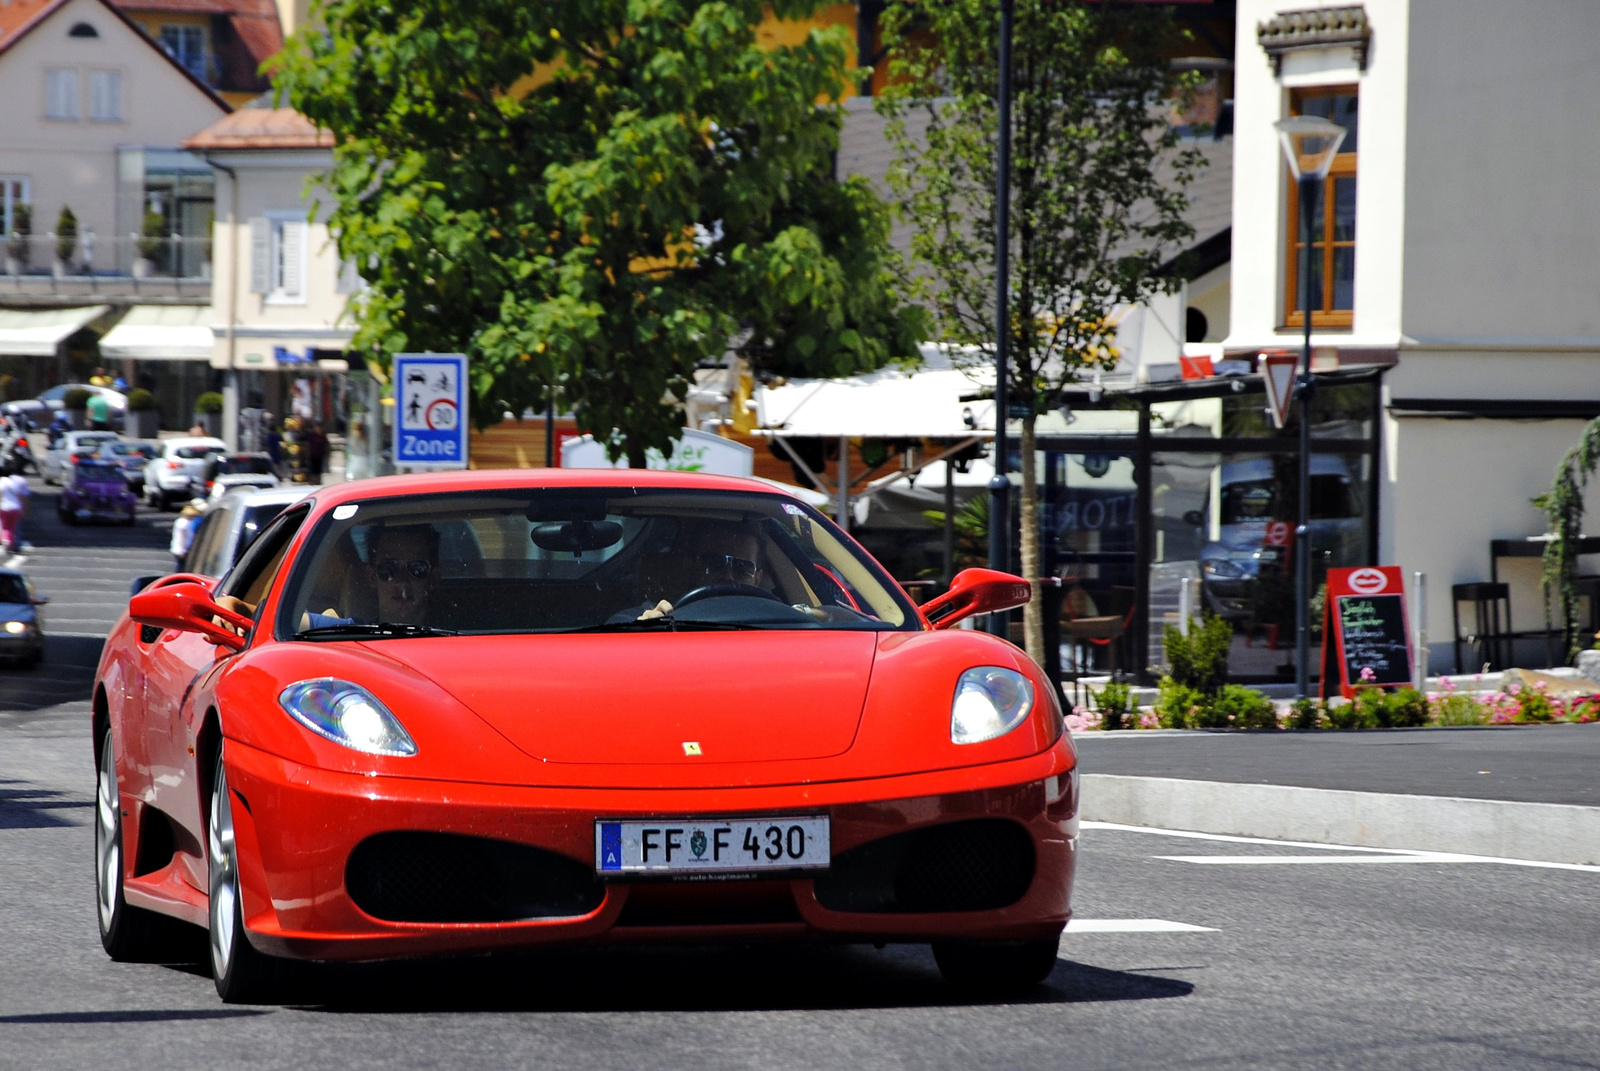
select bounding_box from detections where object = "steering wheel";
[673,583,785,609]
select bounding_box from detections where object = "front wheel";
[932,939,1061,995]
[208,751,282,1003]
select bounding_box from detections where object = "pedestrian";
[263,417,283,473]
[85,391,111,431]
[307,422,329,480]
[188,420,207,437]
[171,498,205,571]
[0,468,29,554]
[88,367,113,388]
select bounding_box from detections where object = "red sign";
[1179,353,1215,380]
[1321,566,1413,699]
[1263,520,1293,547]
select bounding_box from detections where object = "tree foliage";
[276,0,926,463]
[877,0,1202,661]
[1537,417,1600,659]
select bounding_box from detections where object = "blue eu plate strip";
[598,822,622,871]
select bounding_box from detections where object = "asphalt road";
[2,494,1598,1069]
[1075,725,1600,807]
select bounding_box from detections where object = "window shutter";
[90,71,120,121]
[248,218,269,294]
[46,69,79,120]
[280,220,306,300]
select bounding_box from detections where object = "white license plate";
[595,816,830,875]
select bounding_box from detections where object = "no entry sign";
[394,353,468,470]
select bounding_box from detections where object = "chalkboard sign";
[1335,595,1412,686]
[1321,566,1414,699]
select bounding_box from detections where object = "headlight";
[951,666,1035,745]
[278,679,418,757]
[3,620,26,635]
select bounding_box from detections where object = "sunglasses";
[695,553,759,583]
[373,558,432,582]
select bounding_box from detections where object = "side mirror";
[920,568,1032,630]
[30,594,48,606]
[128,577,251,651]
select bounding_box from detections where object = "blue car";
[0,570,46,667]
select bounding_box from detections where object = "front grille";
[813,819,1034,914]
[345,832,605,923]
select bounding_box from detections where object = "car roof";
[304,468,804,514]
[227,486,314,506]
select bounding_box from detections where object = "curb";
[1079,774,1600,866]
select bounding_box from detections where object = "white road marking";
[1066,918,1217,933]
[4,553,26,569]
[1084,820,1600,874]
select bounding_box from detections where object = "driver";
[612,520,766,622]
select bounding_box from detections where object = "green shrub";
[55,205,77,264]
[125,387,156,411]
[1154,676,1203,728]
[1383,687,1430,728]
[7,203,30,264]
[1290,697,1324,730]
[138,209,166,260]
[1433,693,1487,726]
[1192,683,1278,730]
[1094,681,1136,731]
[61,386,91,410]
[1163,612,1232,694]
[1514,687,1557,723]
[194,391,224,415]
[1325,696,1372,730]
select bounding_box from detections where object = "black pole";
[1296,175,1318,700]
[545,391,556,468]
[988,0,1014,635]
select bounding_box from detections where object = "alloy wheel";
[94,733,120,934]
[207,763,238,978]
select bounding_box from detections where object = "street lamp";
[1274,114,1346,701]
[987,0,1015,636]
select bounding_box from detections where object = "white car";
[39,430,121,485]
[142,436,226,510]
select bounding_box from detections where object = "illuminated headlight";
[3,620,27,635]
[278,679,417,757]
[951,666,1035,745]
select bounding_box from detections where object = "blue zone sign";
[393,353,468,469]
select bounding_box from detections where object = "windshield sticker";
[782,503,804,516]
[332,504,359,520]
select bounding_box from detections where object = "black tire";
[95,730,171,961]
[932,939,1061,995]
[208,750,283,1003]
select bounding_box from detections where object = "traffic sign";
[1259,350,1298,429]
[393,353,468,470]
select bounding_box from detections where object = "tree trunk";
[1020,413,1045,664]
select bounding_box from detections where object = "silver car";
[181,486,315,579]
[142,436,226,510]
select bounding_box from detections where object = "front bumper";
[224,736,1079,962]
[0,631,41,659]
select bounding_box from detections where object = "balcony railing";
[2,233,212,299]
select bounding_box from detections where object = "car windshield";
[175,445,218,460]
[106,442,153,457]
[216,456,274,476]
[277,487,918,638]
[74,462,121,482]
[0,576,27,603]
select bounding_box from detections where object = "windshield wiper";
[556,618,762,634]
[293,622,459,641]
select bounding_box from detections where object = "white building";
[1227,1,1600,671]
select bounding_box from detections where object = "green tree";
[878,0,1202,663]
[276,0,925,465]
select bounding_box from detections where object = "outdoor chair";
[1452,581,1512,674]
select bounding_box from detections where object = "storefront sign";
[1321,565,1413,698]
[393,352,468,470]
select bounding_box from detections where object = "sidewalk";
[1075,724,1600,865]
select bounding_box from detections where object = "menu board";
[1321,566,1414,699]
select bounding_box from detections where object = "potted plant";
[134,209,164,278]
[61,386,91,430]
[53,206,78,277]
[5,204,29,275]
[193,390,224,436]
[125,387,159,438]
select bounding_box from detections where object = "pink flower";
[1138,711,1161,730]
[1359,666,1376,682]
[1441,676,1458,693]
[1535,680,1549,692]
[1065,706,1102,733]
[1490,708,1516,724]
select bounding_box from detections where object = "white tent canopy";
[97,305,214,362]
[755,365,996,440]
[0,305,112,357]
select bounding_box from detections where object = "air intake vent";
[813,819,1034,914]
[346,832,604,923]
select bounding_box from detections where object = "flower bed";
[1068,675,1600,732]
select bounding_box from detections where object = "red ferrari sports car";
[94,469,1078,1003]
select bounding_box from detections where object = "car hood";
[372,630,879,766]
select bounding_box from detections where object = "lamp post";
[1273,115,1346,701]
[987,0,1015,636]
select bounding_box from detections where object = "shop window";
[46,68,79,120]
[1284,86,1358,329]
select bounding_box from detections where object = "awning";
[0,305,112,357]
[97,305,214,362]
[755,367,996,440]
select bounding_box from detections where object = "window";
[1,178,28,235]
[68,22,99,38]
[1284,86,1358,328]
[89,70,121,121]
[45,68,78,120]
[250,215,308,303]
[160,25,207,80]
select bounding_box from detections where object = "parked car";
[142,437,227,510]
[93,440,158,493]
[0,384,127,430]
[0,569,46,667]
[199,452,278,501]
[39,430,120,485]
[58,460,138,525]
[181,486,314,578]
